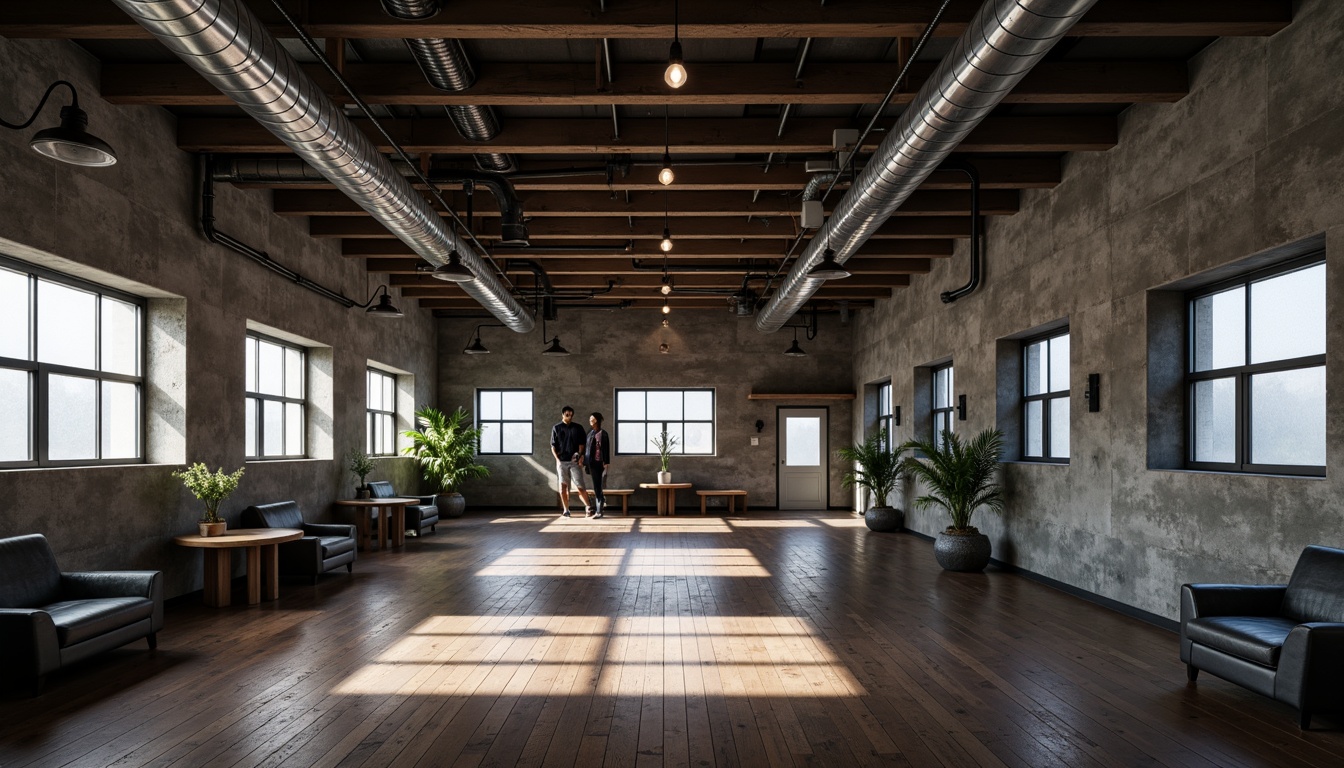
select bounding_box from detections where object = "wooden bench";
[696,490,748,515]
[561,488,635,515]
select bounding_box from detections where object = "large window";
[931,364,954,450]
[1187,258,1325,475]
[1023,331,1070,462]
[477,389,533,454]
[367,368,396,456]
[615,388,715,455]
[876,381,894,448]
[245,333,306,460]
[0,257,144,468]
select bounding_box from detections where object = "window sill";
[1002,460,1070,467]
[245,457,324,465]
[1,461,172,474]
[1149,467,1325,480]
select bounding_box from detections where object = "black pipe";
[940,160,982,303]
[630,258,780,273]
[438,170,527,244]
[200,155,357,309]
[503,161,629,181]
[505,259,618,299]
[494,241,633,253]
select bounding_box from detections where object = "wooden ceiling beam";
[233,156,1061,192]
[104,60,1187,106]
[274,189,1019,217]
[343,238,954,258]
[314,216,971,240]
[392,273,910,290]
[363,256,933,275]
[180,116,1116,154]
[0,1,1291,39]
[413,287,898,307]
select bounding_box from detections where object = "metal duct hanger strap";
[111,0,533,333]
[754,0,1101,332]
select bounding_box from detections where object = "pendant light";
[540,315,570,356]
[664,0,687,89]
[1,81,117,167]
[361,285,404,318]
[658,105,675,185]
[432,222,475,282]
[784,327,806,356]
[659,191,674,252]
[807,230,852,280]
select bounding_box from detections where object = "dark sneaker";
[561,509,571,518]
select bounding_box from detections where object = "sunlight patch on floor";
[477,548,625,576]
[727,519,817,528]
[475,546,769,577]
[333,614,865,697]
[541,517,638,532]
[818,517,868,528]
[626,548,769,577]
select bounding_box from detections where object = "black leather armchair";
[367,481,439,537]
[1181,544,1344,729]
[0,534,163,696]
[241,501,357,584]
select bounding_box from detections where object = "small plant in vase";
[348,448,376,498]
[650,429,678,483]
[173,463,245,537]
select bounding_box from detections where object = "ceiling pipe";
[213,156,529,244]
[801,172,839,202]
[630,258,780,273]
[755,0,1100,332]
[111,0,533,332]
[380,0,515,173]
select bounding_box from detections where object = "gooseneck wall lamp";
[463,322,505,354]
[360,285,404,318]
[540,314,570,356]
[664,0,687,88]
[1,80,118,167]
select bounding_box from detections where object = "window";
[367,368,396,456]
[1187,258,1325,475]
[615,388,715,455]
[931,364,954,450]
[245,332,306,459]
[1023,331,1070,461]
[0,257,144,468]
[477,389,533,454]
[876,381,894,448]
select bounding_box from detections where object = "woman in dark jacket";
[584,412,612,519]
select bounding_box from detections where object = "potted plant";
[650,429,678,483]
[347,448,376,499]
[402,405,489,518]
[173,463,246,537]
[838,428,909,532]
[901,428,1005,572]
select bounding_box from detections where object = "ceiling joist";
[342,239,955,259]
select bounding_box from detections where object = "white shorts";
[556,459,586,491]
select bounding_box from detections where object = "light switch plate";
[750,437,759,446]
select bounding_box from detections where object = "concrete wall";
[852,0,1344,620]
[0,38,437,598]
[439,309,854,511]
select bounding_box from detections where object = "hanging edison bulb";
[664,41,687,88]
[658,154,675,186]
[660,228,674,253]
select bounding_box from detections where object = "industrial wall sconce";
[664,0,687,88]
[893,406,901,427]
[463,322,505,354]
[783,308,818,356]
[360,285,403,318]
[1084,373,1101,412]
[956,394,967,421]
[1,80,118,167]
[755,419,765,433]
[540,314,569,356]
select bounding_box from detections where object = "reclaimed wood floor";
[2,511,1341,767]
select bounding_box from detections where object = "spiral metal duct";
[381,0,516,173]
[756,0,1099,332]
[110,0,533,332]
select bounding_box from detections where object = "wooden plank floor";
[2,511,1341,767]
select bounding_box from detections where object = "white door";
[778,408,827,509]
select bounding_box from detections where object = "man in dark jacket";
[550,405,590,517]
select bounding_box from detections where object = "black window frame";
[0,255,146,469]
[614,387,716,456]
[1021,329,1071,464]
[366,367,397,457]
[876,380,894,449]
[1185,255,1326,477]
[245,331,308,461]
[476,388,535,455]
[930,363,954,450]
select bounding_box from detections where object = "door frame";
[775,405,829,510]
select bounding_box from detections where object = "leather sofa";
[241,501,357,584]
[1181,544,1344,729]
[367,481,439,537]
[0,534,163,696]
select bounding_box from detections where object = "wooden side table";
[638,482,694,515]
[173,528,303,607]
[333,498,416,550]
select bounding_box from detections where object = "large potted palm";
[402,406,489,518]
[837,428,908,532]
[901,428,1005,572]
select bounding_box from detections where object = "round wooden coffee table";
[638,482,693,515]
[333,497,417,551]
[173,528,303,607]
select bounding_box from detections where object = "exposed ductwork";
[380,0,516,173]
[110,0,532,332]
[755,0,1100,332]
[801,172,839,202]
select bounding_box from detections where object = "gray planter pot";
[864,506,904,532]
[436,492,466,519]
[933,530,992,572]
